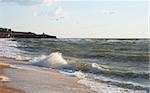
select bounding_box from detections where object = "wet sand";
[0,58,93,93]
[0,58,20,63]
[0,64,23,93]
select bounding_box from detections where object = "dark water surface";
[12,38,150,91]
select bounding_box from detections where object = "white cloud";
[0,0,53,6]
[1,0,64,21]
[50,6,66,20]
[102,10,118,15]
[33,11,50,16]
[55,0,148,2]
[34,6,66,21]
[43,0,53,6]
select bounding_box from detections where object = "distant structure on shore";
[0,27,56,38]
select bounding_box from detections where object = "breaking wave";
[33,52,69,68]
[1,38,149,93]
[0,38,24,59]
[30,52,149,92]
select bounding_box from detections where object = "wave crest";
[33,52,68,68]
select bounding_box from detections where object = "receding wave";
[0,38,25,59]
[30,52,149,90]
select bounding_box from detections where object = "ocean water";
[0,38,149,93]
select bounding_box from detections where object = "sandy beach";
[0,63,23,93]
[0,58,93,93]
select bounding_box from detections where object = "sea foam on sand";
[0,76,10,82]
[60,71,87,79]
[78,78,147,93]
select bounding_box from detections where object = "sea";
[0,38,149,93]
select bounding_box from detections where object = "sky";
[0,0,149,38]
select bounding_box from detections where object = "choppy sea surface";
[0,38,149,93]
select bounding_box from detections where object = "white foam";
[0,76,10,82]
[16,55,24,60]
[0,38,24,59]
[60,71,87,79]
[92,63,104,70]
[30,55,47,63]
[106,40,120,43]
[16,55,30,61]
[91,63,110,71]
[34,52,68,68]
[9,65,25,70]
[78,78,147,93]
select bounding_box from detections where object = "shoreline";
[0,58,93,93]
[0,63,24,93]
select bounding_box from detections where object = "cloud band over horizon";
[0,0,53,6]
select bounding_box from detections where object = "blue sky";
[0,0,148,38]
